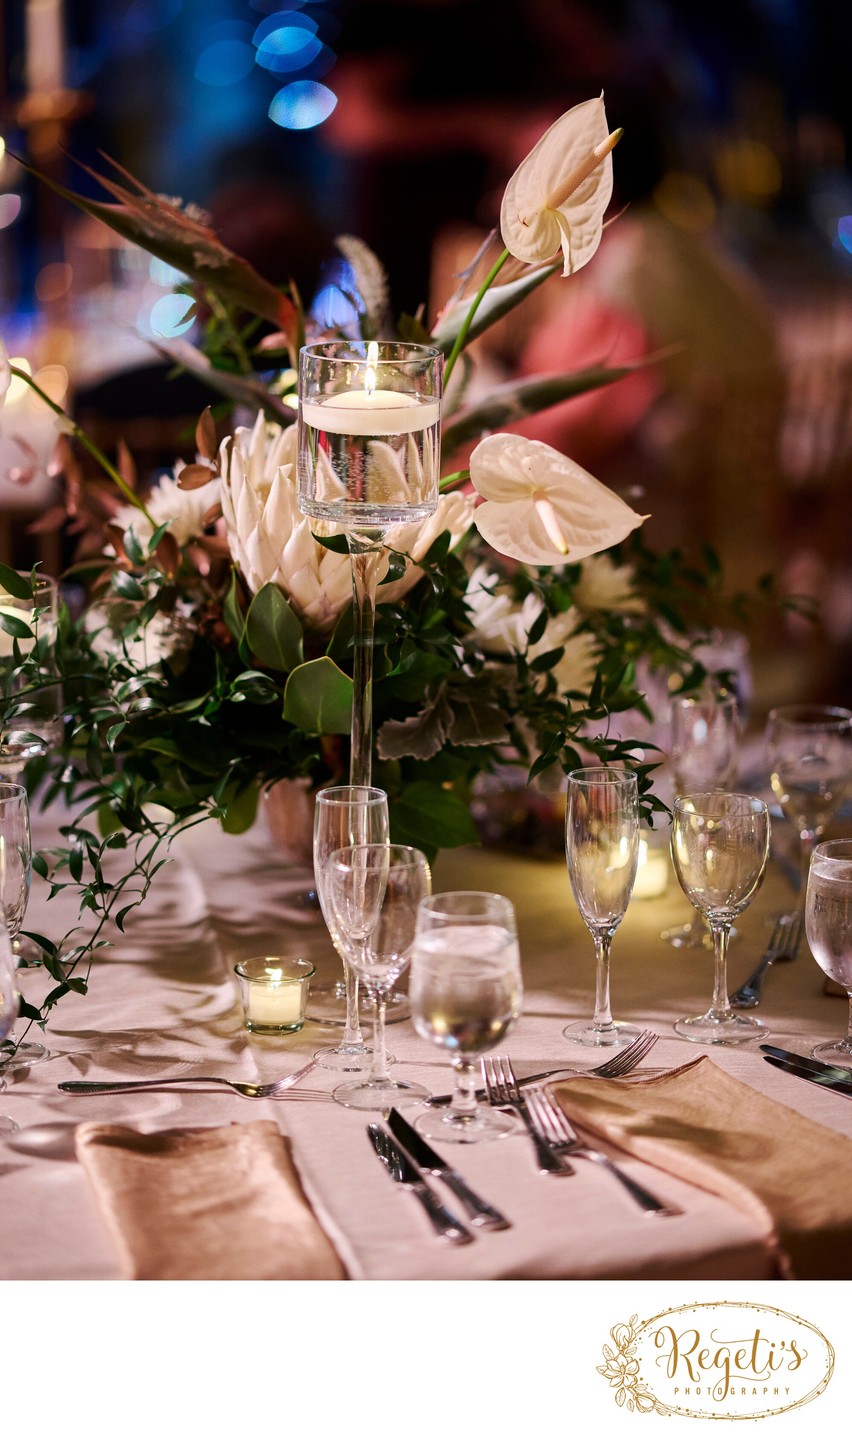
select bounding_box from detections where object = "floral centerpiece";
[0,97,757,1033]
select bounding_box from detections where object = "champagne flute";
[662,691,742,949]
[0,782,48,1067]
[564,767,642,1048]
[312,785,389,1072]
[766,705,852,907]
[0,911,20,1135]
[324,843,432,1109]
[410,891,522,1143]
[804,839,852,1066]
[671,792,770,1044]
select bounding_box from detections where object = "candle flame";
[364,340,379,398]
[534,496,570,555]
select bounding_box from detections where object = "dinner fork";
[526,1088,683,1217]
[481,1054,573,1176]
[57,1057,322,1100]
[427,1028,658,1107]
[729,910,803,1009]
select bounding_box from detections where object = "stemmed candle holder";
[297,341,442,786]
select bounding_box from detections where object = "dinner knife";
[760,1043,852,1081]
[386,1108,511,1230]
[762,1054,852,1097]
[366,1124,474,1244]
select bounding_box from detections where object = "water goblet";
[410,890,523,1143]
[312,785,389,1072]
[671,792,771,1044]
[766,705,852,906]
[662,690,741,950]
[325,843,432,1110]
[0,783,48,1067]
[564,767,642,1048]
[804,839,852,1066]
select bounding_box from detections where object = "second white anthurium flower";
[469,433,648,566]
[500,94,620,276]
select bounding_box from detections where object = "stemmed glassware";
[297,341,441,787]
[804,839,852,1066]
[312,785,389,1071]
[0,913,20,1135]
[766,705,852,909]
[0,782,48,1066]
[410,891,523,1143]
[662,690,741,949]
[671,792,771,1044]
[0,572,62,785]
[323,843,432,1109]
[564,767,641,1049]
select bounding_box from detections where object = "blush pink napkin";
[76,1120,346,1280]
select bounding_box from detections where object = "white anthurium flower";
[500,94,620,276]
[219,414,352,632]
[113,468,219,548]
[470,432,648,567]
[0,337,10,407]
[380,491,475,605]
[573,554,645,615]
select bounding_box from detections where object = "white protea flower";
[500,94,621,276]
[470,432,647,566]
[573,554,645,614]
[218,413,352,633]
[380,491,475,605]
[113,468,219,548]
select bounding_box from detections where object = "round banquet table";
[2,802,850,1281]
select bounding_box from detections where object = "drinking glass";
[671,792,771,1043]
[0,783,48,1066]
[804,839,852,1066]
[0,572,63,779]
[766,705,852,905]
[324,843,432,1109]
[0,912,20,1135]
[297,341,441,787]
[312,785,389,1071]
[564,767,641,1048]
[662,691,742,949]
[410,891,522,1143]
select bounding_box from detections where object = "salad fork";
[428,1028,657,1108]
[481,1053,571,1174]
[526,1088,682,1217]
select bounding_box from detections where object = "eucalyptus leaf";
[283,657,353,734]
[390,783,478,855]
[245,584,303,673]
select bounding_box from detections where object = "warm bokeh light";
[715,139,782,202]
[268,80,336,129]
[5,358,33,405]
[35,261,73,303]
[652,171,717,232]
[0,194,22,230]
[32,364,69,406]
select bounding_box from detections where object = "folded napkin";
[551,1056,852,1279]
[76,1120,346,1281]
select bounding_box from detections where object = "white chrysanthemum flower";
[114,468,219,548]
[533,609,600,695]
[464,564,598,695]
[574,554,645,614]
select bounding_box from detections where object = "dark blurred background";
[1,0,851,709]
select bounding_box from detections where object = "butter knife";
[760,1043,852,1080]
[762,1054,852,1097]
[387,1108,511,1230]
[367,1124,474,1244]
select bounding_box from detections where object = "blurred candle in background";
[26,0,65,94]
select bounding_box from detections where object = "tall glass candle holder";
[297,341,441,786]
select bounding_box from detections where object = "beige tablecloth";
[3,806,851,1280]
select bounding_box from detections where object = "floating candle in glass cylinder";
[234,956,316,1034]
[297,340,442,528]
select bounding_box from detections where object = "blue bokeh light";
[254,12,317,45]
[838,217,852,255]
[144,293,197,339]
[256,31,325,73]
[195,40,256,87]
[268,81,337,130]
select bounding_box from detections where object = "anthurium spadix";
[0,337,10,413]
[500,95,621,275]
[469,433,648,566]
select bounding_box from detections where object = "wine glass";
[410,890,523,1143]
[324,843,432,1110]
[0,572,63,776]
[671,792,771,1044]
[312,785,389,1071]
[0,782,48,1067]
[564,767,642,1048]
[662,691,742,949]
[766,705,852,907]
[297,341,441,787]
[0,911,20,1136]
[804,839,852,1066]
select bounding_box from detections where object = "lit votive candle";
[234,956,316,1034]
[632,835,671,900]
